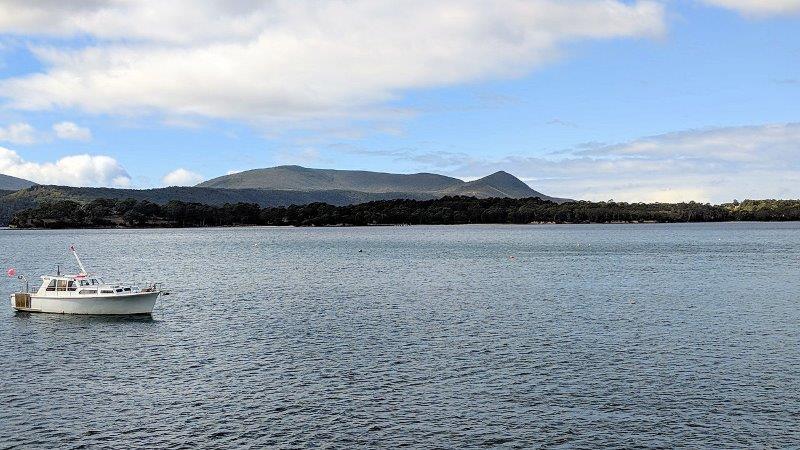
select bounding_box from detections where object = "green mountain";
[0,173,36,191]
[197,165,566,201]
[198,165,461,192]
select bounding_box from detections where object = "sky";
[0,0,798,203]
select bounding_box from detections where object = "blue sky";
[0,0,798,202]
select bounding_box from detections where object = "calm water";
[1,223,799,448]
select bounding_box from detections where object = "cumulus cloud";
[52,121,92,141]
[162,168,205,186]
[0,122,37,144]
[702,0,800,16]
[0,147,130,186]
[0,0,665,124]
[345,123,800,203]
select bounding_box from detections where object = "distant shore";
[9,221,797,231]
[6,196,800,229]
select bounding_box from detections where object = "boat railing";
[14,275,29,294]
[141,282,163,293]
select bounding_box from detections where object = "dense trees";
[722,199,800,221]
[11,196,799,229]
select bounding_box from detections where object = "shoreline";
[7,197,799,229]
[4,220,799,231]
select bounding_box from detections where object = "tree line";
[8,197,800,229]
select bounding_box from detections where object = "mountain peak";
[480,170,525,183]
[469,171,532,191]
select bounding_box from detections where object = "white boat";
[8,246,163,315]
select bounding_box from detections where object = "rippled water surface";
[1,223,799,448]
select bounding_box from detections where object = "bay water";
[1,223,798,448]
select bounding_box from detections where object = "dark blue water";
[1,223,799,448]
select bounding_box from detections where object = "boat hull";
[10,292,160,315]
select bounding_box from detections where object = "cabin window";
[91,279,99,285]
[67,281,77,291]
[123,288,131,292]
[56,280,68,291]
[116,289,123,293]
[101,290,113,294]
[79,289,97,295]
[80,280,90,287]
[46,280,56,291]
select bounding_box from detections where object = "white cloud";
[578,123,800,163]
[52,121,92,141]
[702,0,800,16]
[0,0,665,125]
[0,122,37,144]
[0,147,131,186]
[162,168,204,186]
[348,123,800,203]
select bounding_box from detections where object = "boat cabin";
[36,275,136,297]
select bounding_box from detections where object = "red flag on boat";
[6,268,16,277]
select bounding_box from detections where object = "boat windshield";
[43,277,104,292]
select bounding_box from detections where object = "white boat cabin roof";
[41,274,101,283]
[39,274,105,290]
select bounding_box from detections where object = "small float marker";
[6,268,16,277]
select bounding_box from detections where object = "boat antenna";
[70,244,87,275]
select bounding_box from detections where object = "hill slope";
[0,173,36,191]
[0,185,435,225]
[199,165,462,193]
[2,185,436,206]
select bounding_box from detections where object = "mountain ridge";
[0,166,569,225]
[198,165,463,193]
[0,173,36,191]
[197,165,567,202]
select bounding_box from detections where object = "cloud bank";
[703,0,800,16]
[353,123,800,203]
[0,147,131,187]
[0,121,92,144]
[0,122,36,145]
[0,0,665,124]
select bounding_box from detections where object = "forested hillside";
[10,197,800,229]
